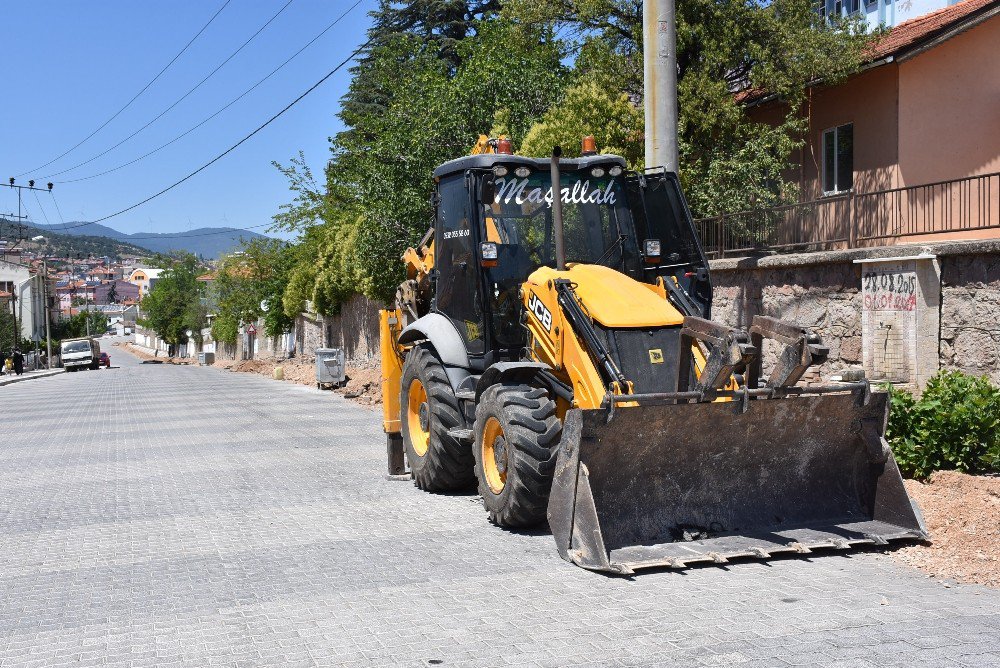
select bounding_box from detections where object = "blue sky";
[3,1,374,239]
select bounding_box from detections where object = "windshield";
[485,171,636,271]
[480,169,639,347]
[63,340,90,353]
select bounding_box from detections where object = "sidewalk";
[0,368,65,387]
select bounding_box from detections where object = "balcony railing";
[695,171,1000,258]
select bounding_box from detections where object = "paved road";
[1,343,998,667]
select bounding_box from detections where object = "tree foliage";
[211,239,296,342]
[139,254,207,346]
[269,0,876,308]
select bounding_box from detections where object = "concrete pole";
[643,0,679,173]
[43,259,52,369]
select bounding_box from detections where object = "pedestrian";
[12,348,23,376]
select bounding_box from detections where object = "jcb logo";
[527,293,553,331]
[648,348,664,364]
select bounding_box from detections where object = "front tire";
[400,345,475,492]
[473,384,561,528]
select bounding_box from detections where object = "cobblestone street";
[1,345,997,667]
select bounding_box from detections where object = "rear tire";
[400,345,475,492]
[473,384,561,528]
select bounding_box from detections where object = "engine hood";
[528,264,684,328]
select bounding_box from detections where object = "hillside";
[1,220,154,260]
[26,221,268,259]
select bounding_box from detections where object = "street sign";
[247,324,257,335]
[32,333,41,342]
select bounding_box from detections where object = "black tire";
[473,384,561,528]
[400,345,475,492]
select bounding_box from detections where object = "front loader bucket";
[547,390,927,575]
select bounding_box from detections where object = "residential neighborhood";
[1,1,998,667]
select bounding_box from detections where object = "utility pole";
[0,212,30,262]
[644,0,679,173]
[3,178,53,227]
[42,258,52,369]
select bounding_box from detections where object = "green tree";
[139,254,207,346]
[212,239,296,341]
[506,0,873,215]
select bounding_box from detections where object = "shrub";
[885,370,1000,479]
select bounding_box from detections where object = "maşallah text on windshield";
[494,178,617,208]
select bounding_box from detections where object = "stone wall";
[294,294,384,364]
[939,252,1000,381]
[711,262,863,381]
[710,239,1000,387]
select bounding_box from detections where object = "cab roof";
[432,153,627,179]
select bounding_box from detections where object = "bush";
[885,370,1000,479]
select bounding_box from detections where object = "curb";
[0,369,66,387]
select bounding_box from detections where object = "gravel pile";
[895,471,1000,588]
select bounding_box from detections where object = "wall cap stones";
[709,239,1000,272]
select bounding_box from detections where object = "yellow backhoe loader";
[379,136,927,575]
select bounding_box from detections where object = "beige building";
[127,268,162,296]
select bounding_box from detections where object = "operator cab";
[431,150,712,371]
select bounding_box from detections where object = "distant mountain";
[25,221,268,259]
[1,219,154,260]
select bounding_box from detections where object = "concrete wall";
[897,17,1000,187]
[710,239,1000,387]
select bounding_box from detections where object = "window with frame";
[822,123,854,194]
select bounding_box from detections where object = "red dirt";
[894,471,1000,588]
[212,357,382,405]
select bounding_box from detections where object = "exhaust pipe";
[550,146,566,271]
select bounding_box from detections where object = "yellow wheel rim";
[482,416,507,494]
[406,378,430,457]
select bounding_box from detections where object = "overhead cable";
[17,0,231,177]
[55,40,369,229]
[41,0,295,180]
[56,0,365,185]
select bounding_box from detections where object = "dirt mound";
[209,357,380,404]
[120,343,191,365]
[895,471,1000,588]
[336,366,382,405]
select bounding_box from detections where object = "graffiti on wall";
[861,261,918,383]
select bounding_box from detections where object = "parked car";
[99,352,111,368]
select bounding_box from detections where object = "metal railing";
[695,171,1000,257]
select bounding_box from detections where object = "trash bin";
[198,352,215,366]
[315,348,345,389]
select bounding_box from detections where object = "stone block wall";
[711,262,863,380]
[294,294,384,364]
[939,252,1000,382]
[710,240,1000,388]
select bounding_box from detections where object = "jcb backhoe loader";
[379,137,927,575]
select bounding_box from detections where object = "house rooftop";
[739,0,998,104]
[866,0,998,59]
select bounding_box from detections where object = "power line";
[56,0,365,185]
[41,0,296,181]
[31,188,52,226]
[56,40,370,229]
[17,0,231,177]
[48,191,69,229]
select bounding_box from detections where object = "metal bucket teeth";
[547,392,928,574]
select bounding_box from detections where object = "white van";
[61,337,101,371]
